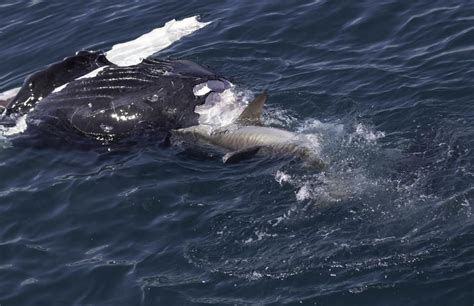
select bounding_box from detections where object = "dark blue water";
[1,0,473,305]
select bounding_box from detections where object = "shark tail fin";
[236,90,268,126]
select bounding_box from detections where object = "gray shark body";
[174,92,325,170]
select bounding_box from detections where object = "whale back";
[3,54,227,145]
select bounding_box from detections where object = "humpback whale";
[0,16,222,146]
[173,91,325,170]
[0,51,230,146]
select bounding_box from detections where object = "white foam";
[195,87,251,127]
[275,169,371,203]
[0,88,26,139]
[296,183,312,201]
[297,118,345,136]
[106,16,211,66]
[354,123,385,142]
[271,120,392,203]
[0,115,27,138]
[275,170,292,185]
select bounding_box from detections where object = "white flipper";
[106,16,211,66]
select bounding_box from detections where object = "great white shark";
[173,91,325,170]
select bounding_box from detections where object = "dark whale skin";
[2,52,227,146]
[5,51,111,116]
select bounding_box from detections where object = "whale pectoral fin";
[222,146,262,164]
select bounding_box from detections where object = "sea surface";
[1,0,473,305]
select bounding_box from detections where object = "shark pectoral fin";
[236,90,268,126]
[222,146,262,164]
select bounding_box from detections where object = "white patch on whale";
[106,16,211,66]
[195,87,251,128]
[192,79,253,128]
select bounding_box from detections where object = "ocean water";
[1,0,473,305]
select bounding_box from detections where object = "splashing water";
[195,86,253,127]
[273,118,415,204]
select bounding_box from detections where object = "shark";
[173,91,325,170]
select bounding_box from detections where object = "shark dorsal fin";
[236,90,268,126]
